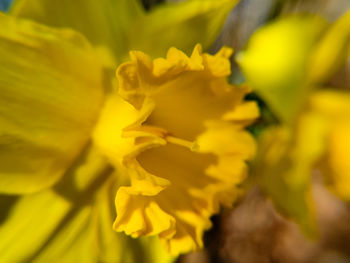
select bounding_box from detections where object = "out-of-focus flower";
[237,14,327,122]
[237,11,350,235]
[253,89,350,235]
[93,44,258,255]
[237,11,350,122]
[309,91,350,201]
[0,0,242,261]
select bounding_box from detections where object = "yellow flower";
[238,11,350,235]
[255,90,350,236]
[0,0,247,261]
[237,15,327,123]
[93,44,258,255]
[309,90,350,201]
[237,11,350,123]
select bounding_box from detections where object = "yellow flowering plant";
[0,0,261,262]
[238,11,350,236]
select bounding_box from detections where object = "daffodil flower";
[0,0,257,261]
[93,44,258,255]
[238,11,350,235]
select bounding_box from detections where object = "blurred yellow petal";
[254,125,321,236]
[128,0,239,57]
[0,190,74,262]
[309,11,350,83]
[0,13,104,194]
[11,0,144,63]
[93,45,257,255]
[310,90,350,201]
[237,15,327,122]
[309,90,350,118]
[0,145,107,262]
[289,112,327,188]
[0,143,171,263]
[33,177,158,263]
[328,122,350,201]
[222,100,260,125]
[11,0,239,62]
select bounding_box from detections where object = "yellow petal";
[197,121,256,159]
[203,46,233,77]
[255,126,321,237]
[11,0,144,63]
[0,144,107,262]
[128,0,239,57]
[0,144,167,262]
[0,190,74,262]
[32,177,152,263]
[309,90,350,118]
[237,15,327,122]
[309,11,350,83]
[0,13,104,193]
[114,189,176,239]
[113,159,175,239]
[310,90,350,201]
[328,122,350,201]
[222,101,260,125]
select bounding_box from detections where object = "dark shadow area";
[0,194,19,224]
[141,0,166,11]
